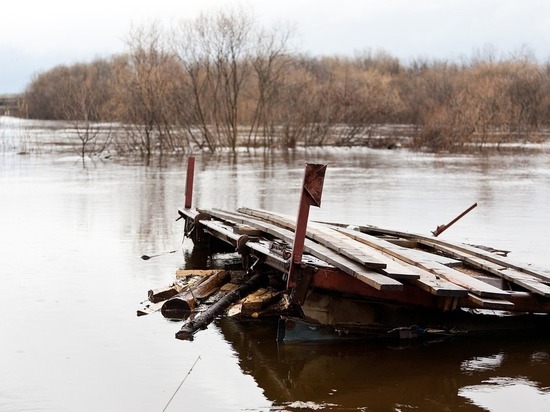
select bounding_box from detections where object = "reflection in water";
[461,353,505,374]
[219,317,550,411]
[2,144,550,411]
[460,377,550,411]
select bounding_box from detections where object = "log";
[175,272,264,340]
[240,288,281,315]
[192,270,230,299]
[175,269,224,278]
[161,271,229,318]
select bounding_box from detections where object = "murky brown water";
[1,127,550,410]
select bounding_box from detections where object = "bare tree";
[173,7,258,152]
[118,22,181,156]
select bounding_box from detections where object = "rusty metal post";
[288,164,327,291]
[184,156,195,209]
[432,202,477,237]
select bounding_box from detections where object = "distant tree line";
[22,8,550,154]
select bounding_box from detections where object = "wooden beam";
[202,209,402,291]
[334,226,511,300]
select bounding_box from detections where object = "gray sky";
[2,0,550,94]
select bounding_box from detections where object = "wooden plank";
[408,248,463,267]
[202,209,403,291]
[303,240,403,290]
[236,208,473,297]
[237,207,421,279]
[201,208,470,297]
[350,222,550,284]
[240,288,280,315]
[401,263,468,297]
[175,269,225,278]
[409,238,550,298]
[466,294,515,310]
[334,226,511,299]
[198,218,287,270]
[239,207,388,270]
[498,268,550,298]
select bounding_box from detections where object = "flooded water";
[1,127,550,410]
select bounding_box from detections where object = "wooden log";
[240,288,281,315]
[175,269,224,279]
[192,270,230,299]
[161,292,196,319]
[161,271,229,318]
[175,272,265,340]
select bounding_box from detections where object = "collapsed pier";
[139,157,550,342]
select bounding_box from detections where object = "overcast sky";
[2,0,550,94]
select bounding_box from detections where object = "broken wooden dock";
[138,158,550,342]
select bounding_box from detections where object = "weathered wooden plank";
[498,268,550,297]
[350,222,550,284]
[407,248,463,267]
[240,288,281,315]
[238,208,498,295]
[175,269,225,278]
[236,208,478,297]
[400,263,468,297]
[198,217,288,272]
[466,294,515,310]
[409,238,550,298]
[202,209,403,291]
[335,226,511,299]
[239,207,389,271]
[192,270,230,299]
[304,239,403,290]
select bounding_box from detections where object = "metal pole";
[288,163,327,289]
[432,202,478,237]
[184,156,195,209]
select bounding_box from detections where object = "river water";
[1,123,550,410]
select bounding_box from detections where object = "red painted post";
[288,163,327,289]
[184,156,195,209]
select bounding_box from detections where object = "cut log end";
[161,299,195,319]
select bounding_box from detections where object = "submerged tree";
[116,22,184,156]
[172,7,294,151]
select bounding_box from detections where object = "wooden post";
[185,156,196,209]
[288,164,327,293]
